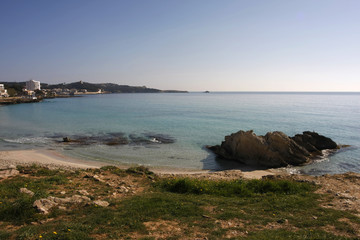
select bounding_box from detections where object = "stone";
[33,195,91,214]
[292,131,338,152]
[8,165,16,169]
[93,200,110,207]
[208,130,339,168]
[20,188,34,197]
[70,194,91,203]
[0,166,19,179]
[33,199,58,214]
[78,190,90,196]
[93,175,105,182]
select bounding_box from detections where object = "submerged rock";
[58,132,174,146]
[144,133,175,144]
[208,130,339,168]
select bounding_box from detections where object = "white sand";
[0,149,278,179]
[0,149,107,169]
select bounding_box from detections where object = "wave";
[2,137,52,144]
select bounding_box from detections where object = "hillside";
[0,81,188,94]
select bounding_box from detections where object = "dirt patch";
[144,220,182,238]
[215,218,247,229]
[289,172,360,216]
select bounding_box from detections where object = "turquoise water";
[0,92,359,175]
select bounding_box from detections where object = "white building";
[0,84,8,97]
[26,79,41,91]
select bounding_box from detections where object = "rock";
[93,175,105,182]
[292,131,338,152]
[208,130,339,168]
[20,188,34,197]
[78,190,90,196]
[33,199,58,214]
[8,165,16,169]
[144,133,176,144]
[71,194,91,203]
[93,200,109,207]
[0,166,19,179]
[33,195,91,214]
[58,132,174,146]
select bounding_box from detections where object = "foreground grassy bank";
[0,165,359,239]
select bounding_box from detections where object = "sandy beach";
[0,149,107,170]
[0,149,278,179]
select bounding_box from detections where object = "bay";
[0,92,359,175]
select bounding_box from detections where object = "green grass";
[0,230,11,239]
[155,177,315,196]
[246,229,357,240]
[0,166,359,239]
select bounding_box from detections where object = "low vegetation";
[0,165,359,239]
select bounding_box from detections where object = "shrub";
[156,178,314,197]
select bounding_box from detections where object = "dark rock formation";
[59,132,174,146]
[291,131,338,153]
[207,130,339,168]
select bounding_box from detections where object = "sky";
[0,0,359,91]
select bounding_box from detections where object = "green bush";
[100,165,126,176]
[126,166,154,176]
[156,178,314,197]
[0,195,39,224]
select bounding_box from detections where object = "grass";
[155,177,315,196]
[0,165,359,239]
[246,229,354,240]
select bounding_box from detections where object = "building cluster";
[1,79,103,99]
[1,79,42,99]
[0,84,9,97]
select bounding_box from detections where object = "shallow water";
[0,92,359,175]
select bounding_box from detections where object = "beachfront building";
[0,84,9,97]
[26,79,41,91]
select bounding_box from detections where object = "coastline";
[0,149,279,179]
[2,149,360,239]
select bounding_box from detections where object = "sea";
[0,92,359,175]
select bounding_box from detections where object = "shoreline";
[0,149,280,179]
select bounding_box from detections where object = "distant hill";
[0,81,187,94]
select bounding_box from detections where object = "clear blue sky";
[0,0,359,91]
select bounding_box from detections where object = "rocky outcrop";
[0,165,19,179]
[33,194,109,214]
[291,131,338,153]
[208,130,339,168]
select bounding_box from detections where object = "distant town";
[0,80,187,105]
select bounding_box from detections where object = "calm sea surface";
[0,92,359,175]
